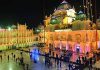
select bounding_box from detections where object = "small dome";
[78,11,83,14]
[50,18,61,24]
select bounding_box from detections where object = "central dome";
[57,0,71,10]
[49,0,76,25]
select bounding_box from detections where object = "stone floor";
[0,49,68,70]
[0,47,95,70]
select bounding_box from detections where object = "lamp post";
[44,23,45,45]
[95,0,97,50]
[43,0,46,48]
[83,0,85,13]
[90,0,93,22]
[43,19,47,53]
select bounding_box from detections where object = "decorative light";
[63,17,68,24]
[88,2,89,4]
[8,27,11,31]
[90,4,92,6]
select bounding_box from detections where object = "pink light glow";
[85,43,90,53]
[66,42,69,50]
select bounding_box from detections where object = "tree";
[92,24,96,30]
[84,20,91,30]
[72,20,84,30]
[96,19,100,30]
[49,24,55,32]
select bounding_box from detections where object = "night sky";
[0,0,99,29]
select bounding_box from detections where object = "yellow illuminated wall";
[0,24,34,50]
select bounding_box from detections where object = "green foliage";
[72,20,85,30]
[76,14,86,20]
[49,24,55,31]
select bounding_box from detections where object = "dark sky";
[0,0,99,29]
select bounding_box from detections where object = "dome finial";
[61,0,68,4]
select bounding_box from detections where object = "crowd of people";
[0,50,29,70]
[42,46,98,70]
[0,47,99,70]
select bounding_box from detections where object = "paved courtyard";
[0,48,69,70]
[0,47,97,70]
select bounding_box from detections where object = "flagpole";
[96,24,98,50]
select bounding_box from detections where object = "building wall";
[0,24,34,50]
[39,30,100,53]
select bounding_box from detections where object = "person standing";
[44,52,47,66]
[16,58,17,62]
[59,55,62,67]
[56,54,59,67]
[29,49,30,53]
[89,58,92,70]
[8,55,9,61]
[20,51,23,56]
[52,51,54,57]
[84,56,87,62]
[82,56,85,62]
[68,63,71,70]
[30,53,32,59]
[26,64,29,70]
[4,52,6,56]
[55,54,58,67]
[11,53,13,57]
[14,54,16,60]
[0,55,2,61]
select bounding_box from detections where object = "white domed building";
[50,0,76,25]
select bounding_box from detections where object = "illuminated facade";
[39,30,100,53]
[38,0,100,53]
[0,24,34,51]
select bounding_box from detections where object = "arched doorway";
[75,44,80,53]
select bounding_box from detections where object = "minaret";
[17,22,19,30]
[25,22,27,29]
[54,8,57,12]
[72,6,75,11]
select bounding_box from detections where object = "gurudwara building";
[0,24,34,51]
[38,0,100,53]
